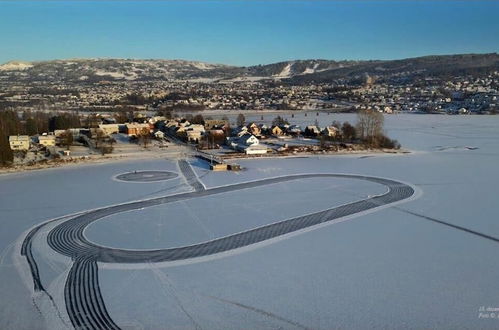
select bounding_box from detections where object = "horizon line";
[2,52,498,67]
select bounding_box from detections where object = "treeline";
[48,113,81,131]
[0,111,20,165]
[0,110,81,166]
[322,110,400,149]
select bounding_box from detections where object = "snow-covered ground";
[85,177,386,250]
[2,114,499,329]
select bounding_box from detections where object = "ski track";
[22,172,416,329]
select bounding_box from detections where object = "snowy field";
[1,114,499,329]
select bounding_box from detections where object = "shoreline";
[173,108,349,117]
[0,147,410,176]
[0,150,174,176]
[223,148,410,162]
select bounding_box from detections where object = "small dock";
[195,152,240,171]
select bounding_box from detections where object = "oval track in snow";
[47,174,415,264]
[39,173,416,330]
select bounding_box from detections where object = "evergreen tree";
[25,118,38,135]
[236,113,245,127]
[0,110,21,166]
[271,115,289,127]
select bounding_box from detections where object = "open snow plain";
[1,114,499,329]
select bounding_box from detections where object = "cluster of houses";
[97,117,230,143]
[8,113,344,159]
[7,121,149,153]
[9,134,59,151]
[225,122,341,154]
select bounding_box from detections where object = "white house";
[227,133,267,154]
[154,131,165,139]
[233,126,248,137]
[185,124,205,142]
[238,133,259,146]
[241,144,268,155]
[287,125,302,135]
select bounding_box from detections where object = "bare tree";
[95,129,105,150]
[114,109,129,124]
[139,127,151,148]
[61,130,73,150]
[85,114,100,128]
[356,109,384,146]
[94,129,113,155]
[341,122,356,142]
[319,136,327,149]
[191,114,205,125]
[331,120,341,129]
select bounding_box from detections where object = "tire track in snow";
[178,159,206,192]
[64,258,120,330]
[47,174,415,264]
[202,294,310,330]
[39,173,416,329]
[150,266,202,330]
[394,207,499,244]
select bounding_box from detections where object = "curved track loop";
[47,174,414,263]
[41,173,414,330]
[115,171,178,183]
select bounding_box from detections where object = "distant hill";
[284,53,499,84]
[0,59,232,83]
[0,53,497,84]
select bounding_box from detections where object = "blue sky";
[0,0,498,66]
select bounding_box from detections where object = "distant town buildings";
[1,69,497,115]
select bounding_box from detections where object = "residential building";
[38,135,56,147]
[185,124,205,142]
[9,135,30,151]
[246,123,262,137]
[271,125,284,136]
[227,133,267,154]
[321,126,339,137]
[305,125,321,137]
[241,144,268,154]
[154,131,165,139]
[205,119,229,130]
[126,123,150,136]
[98,124,120,136]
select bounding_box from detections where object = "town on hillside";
[1,56,498,116]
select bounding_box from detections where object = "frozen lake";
[1,114,499,329]
[85,177,387,250]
